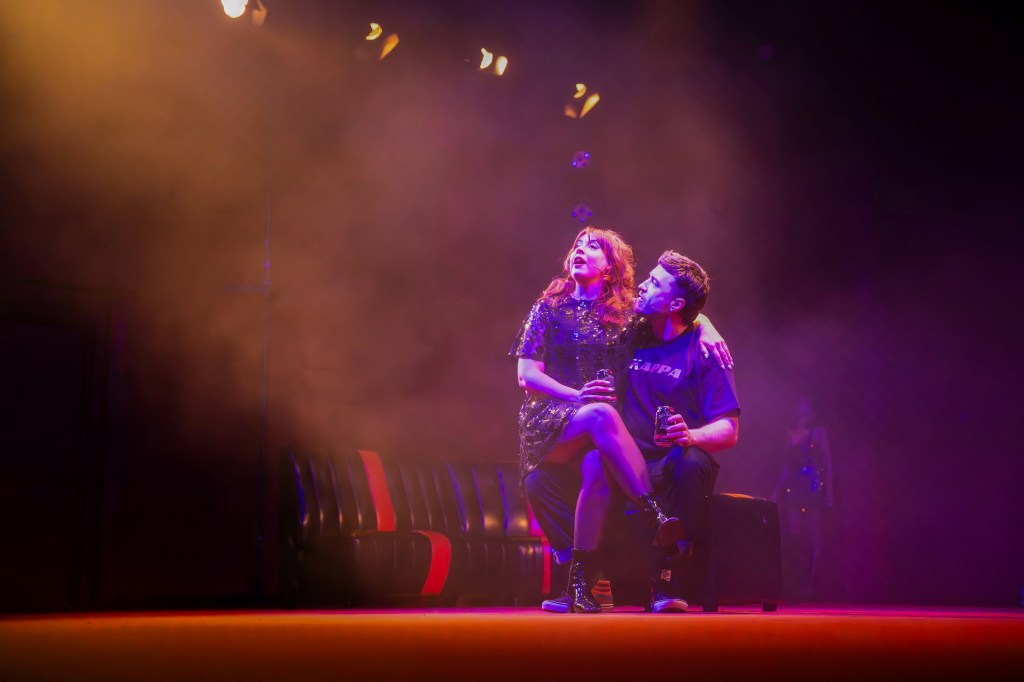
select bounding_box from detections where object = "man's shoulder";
[637,324,701,354]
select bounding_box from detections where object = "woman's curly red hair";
[541,226,636,326]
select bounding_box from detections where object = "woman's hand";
[576,378,616,404]
[695,314,733,370]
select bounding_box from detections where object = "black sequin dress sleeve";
[509,297,630,479]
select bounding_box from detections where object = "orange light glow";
[250,0,267,26]
[563,104,578,119]
[380,33,399,59]
[574,83,587,99]
[494,56,508,76]
[366,23,382,40]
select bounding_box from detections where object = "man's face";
[635,264,683,317]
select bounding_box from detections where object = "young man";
[525,251,740,612]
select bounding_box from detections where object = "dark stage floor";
[2,604,1022,681]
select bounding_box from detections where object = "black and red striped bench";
[279,446,550,607]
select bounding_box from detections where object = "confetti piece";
[571,151,590,168]
[495,56,508,76]
[574,83,587,99]
[579,93,600,117]
[572,204,593,222]
[366,23,383,40]
[480,48,494,69]
[380,33,399,60]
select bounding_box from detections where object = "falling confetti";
[579,93,600,118]
[477,49,508,76]
[572,204,593,222]
[380,33,399,60]
[366,23,383,40]
[564,85,600,118]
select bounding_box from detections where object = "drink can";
[595,368,613,383]
[655,405,673,441]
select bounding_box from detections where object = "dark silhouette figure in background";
[771,396,834,603]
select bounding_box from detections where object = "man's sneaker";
[541,581,614,613]
[649,589,688,613]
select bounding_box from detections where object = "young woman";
[510,226,724,613]
[771,396,834,602]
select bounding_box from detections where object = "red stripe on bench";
[539,538,551,595]
[358,450,396,531]
[527,503,551,595]
[412,531,451,596]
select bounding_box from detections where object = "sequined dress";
[509,296,632,479]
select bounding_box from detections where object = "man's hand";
[659,411,740,452]
[663,413,693,447]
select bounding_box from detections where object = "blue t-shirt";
[621,324,741,458]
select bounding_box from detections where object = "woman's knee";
[576,402,624,433]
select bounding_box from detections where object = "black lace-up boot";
[639,492,685,547]
[566,548,602,614]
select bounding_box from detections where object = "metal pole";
[256,182,270,601]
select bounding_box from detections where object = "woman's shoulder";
[621,314,652,341]
[533,294,578,315]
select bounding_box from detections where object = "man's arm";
[664,409,739,453]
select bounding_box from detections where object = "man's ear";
[669,297,686,313]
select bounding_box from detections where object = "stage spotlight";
[222,0,267,25]
[222,0,248,19]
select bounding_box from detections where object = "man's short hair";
[657,251,710,324]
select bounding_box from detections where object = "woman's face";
[568,233,611,284]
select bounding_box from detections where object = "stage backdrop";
[1,0,1021,609]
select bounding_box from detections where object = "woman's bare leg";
[546,402,652,502]
[573,450,610,551]
[544,402,683,550]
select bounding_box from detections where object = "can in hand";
[595,368,613,383]
[655,405,673,447]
